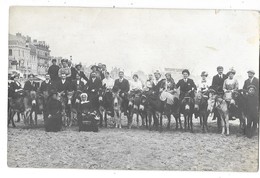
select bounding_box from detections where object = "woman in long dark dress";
[45,91,62,132]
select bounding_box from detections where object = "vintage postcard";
[7,6,259,171]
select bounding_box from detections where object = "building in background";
[8,33,30,77]
[33,40,51,75]
[9,32,52,77]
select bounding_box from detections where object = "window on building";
[9,49,12,56]
[22,51,24,57]
[18,50,20,56]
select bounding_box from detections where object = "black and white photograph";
[5,3,260,173]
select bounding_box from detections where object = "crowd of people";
[8,58,259,132]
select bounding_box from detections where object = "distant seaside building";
[8,32,52,77]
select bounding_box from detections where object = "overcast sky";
[9,7,259,81]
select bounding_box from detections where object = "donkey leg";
[226,115,230,136]
[35,112,38,126]
[221,116,225,135]
[119,112,122,128]
[190,114,193,133]
[167,114,171,130]
[10,110,16,127]
[104,112,107,128]
[184,115,187,131]
[17,113,21,122]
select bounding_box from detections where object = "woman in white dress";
[130,74,143,91]
[102,71,114,90]
[197,71,210,94]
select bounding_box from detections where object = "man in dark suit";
[74,63,88,83]
[48,59,60,82]
[72,73,85,92]
[243,70,259,96]
[211,66,227,95]
[24,74,38,93]
[87,72,102,109]
[68,60,77,81]
[56,73,72,94]
[39,74,54,94]
[211,66,227,121]
[112,71,130,114]
[176,69,197,101]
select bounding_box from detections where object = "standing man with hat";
[112,71,130,115]
[87,72,102,110]
[48,59,60,83]
[243,70,259,96]
[176,69,197,102]
[211,66,227,95]
[68,60,77,81]
[75,63,88,83]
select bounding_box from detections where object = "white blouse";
[102,77,114,89]
[197,80,210,92]
[130,80,143,90]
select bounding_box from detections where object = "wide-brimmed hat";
[247,70,255,75]
[227,68,236,76]
[182,69,190,76]
[91,65,99,70]
[201,71,208,77]
[75,63,82,68]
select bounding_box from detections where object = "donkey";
[208,95,230,135]
[23,91,40,126]
[112,90,123,128]
[98,87,114,127]
[194,91,209,133]
[180,96,195,132]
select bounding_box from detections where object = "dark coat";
[48,64,60,82]
[113,78,130,94]
[87,77,102,94]
[243,77,259,92]
[152,79,166,95]
[176,78,197,98]
[69,67,77,81]
[75,70,89,82]
[72,79,85,92]
[45,98,62,132]
[40,80,54,93]
[24,80,38,92]
[56,79,72,93]
[211,74,227,93]
[9,81,22,98]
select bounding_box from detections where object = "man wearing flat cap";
[211,66,227,95]
[243,70,259,97]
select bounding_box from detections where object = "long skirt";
[44,113,62,132]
